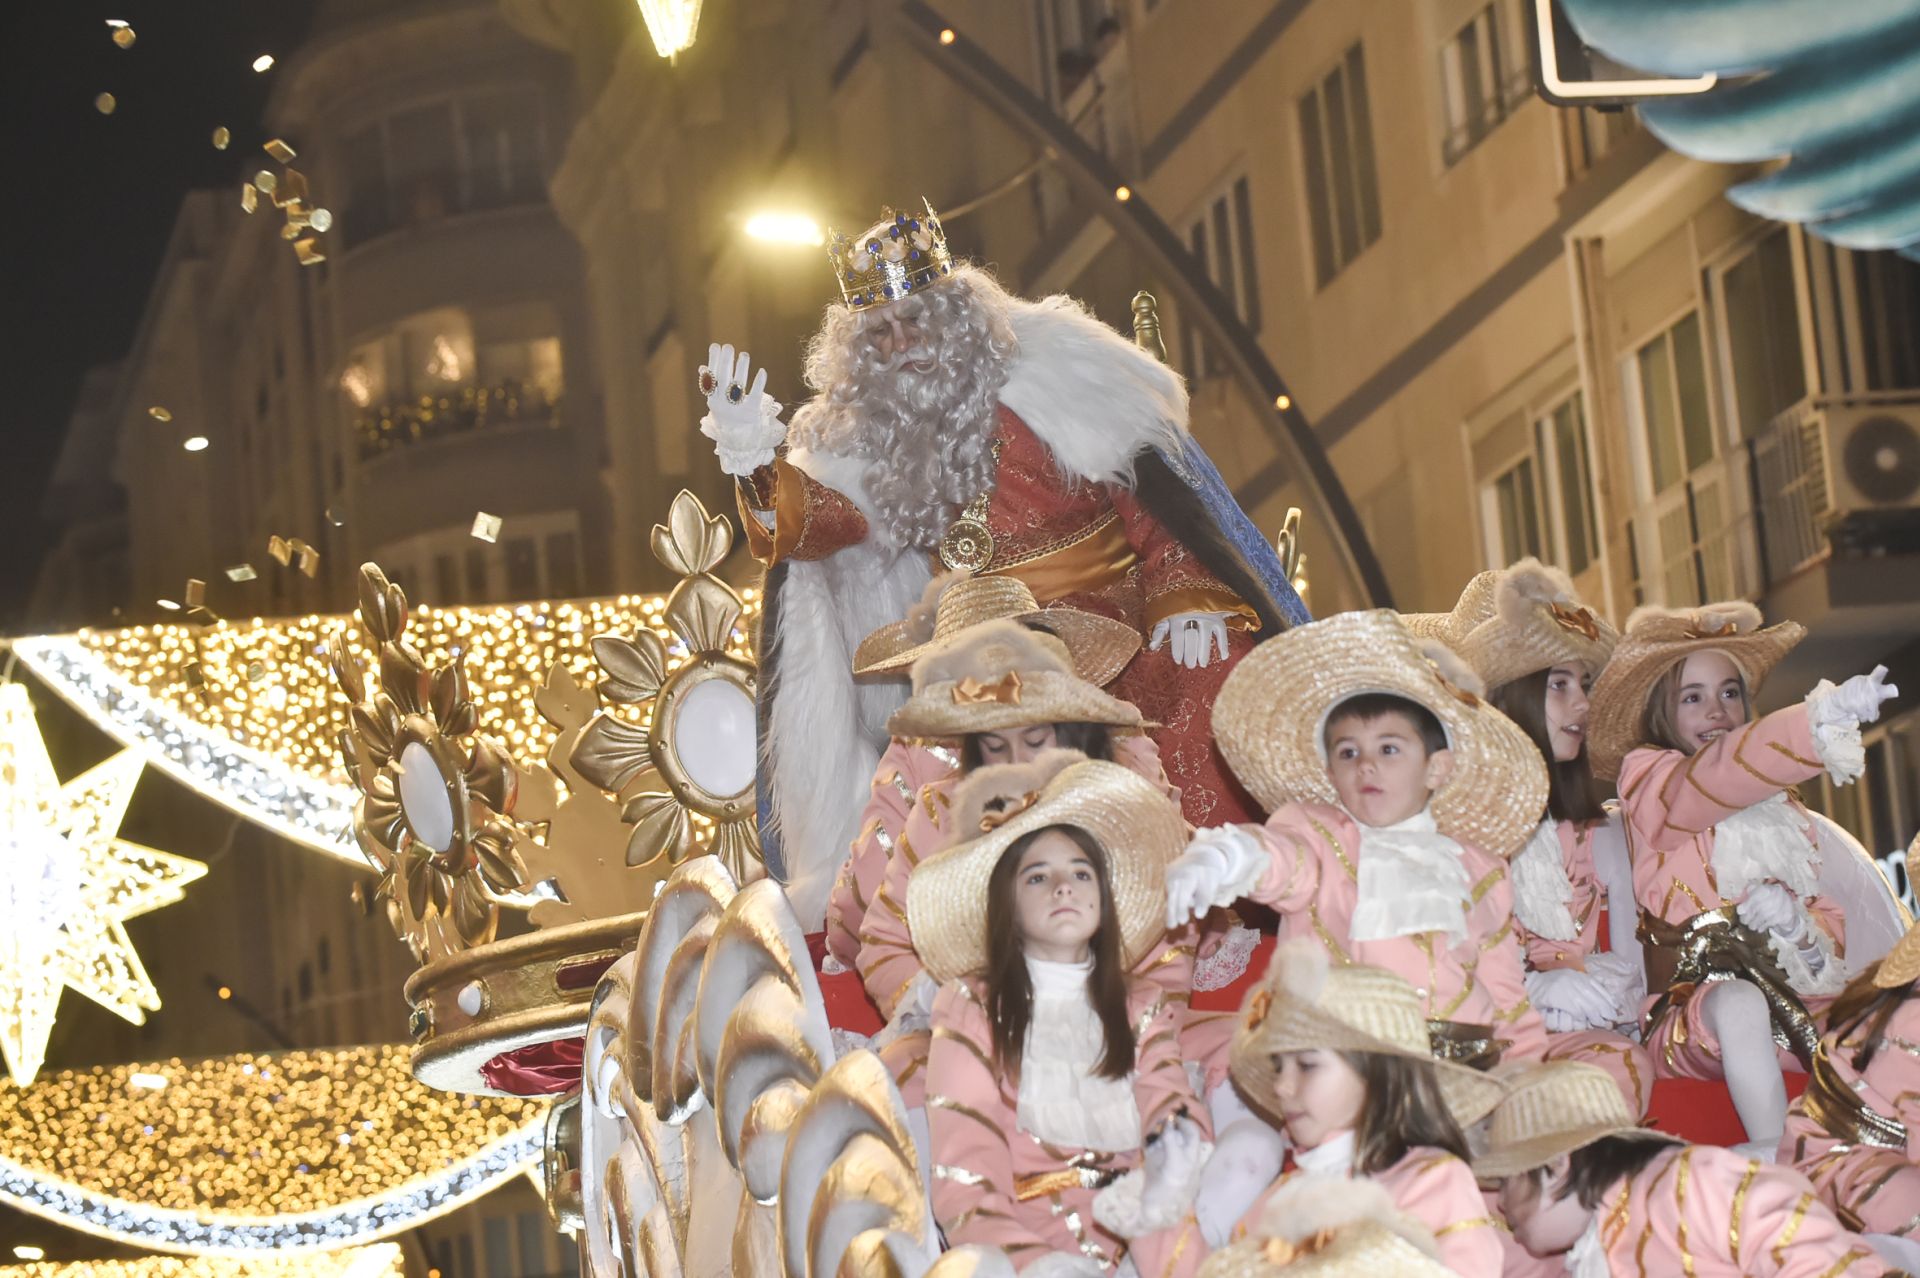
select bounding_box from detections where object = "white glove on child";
[1809,665,1899,727]
[1093,1113,1210,1238]
[1524,967,1622,1033]
[871,969,937,1052]
[1150,613,1231,669]
[698,343,787,476]
[1164,826,1267,926]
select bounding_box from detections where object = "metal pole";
[891,2,1394,607]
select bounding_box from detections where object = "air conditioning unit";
[1818,401,1920,511]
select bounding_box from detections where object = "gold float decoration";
[0,683,206,1086]
[0,1246,403,1276]
[331,566,534,963]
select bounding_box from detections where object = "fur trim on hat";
[1624,600,1763,636]
[910,619,1074,692]
[901,570,971,647]
[1253,1175,1440,1259]
[949,749,1088,842]
[1495,558,1579,622]
[1270,938,1331,1006]
[1416,638,1487,699]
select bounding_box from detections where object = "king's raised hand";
[698,342,786,476]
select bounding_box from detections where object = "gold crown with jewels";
[828,200,955,310]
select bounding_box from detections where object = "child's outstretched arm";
[1619,705,1825,855]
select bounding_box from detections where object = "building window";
[339,88,548,249]
[1484,391,1602,575]
[1440,2,1529,165]
[1635,312,1715,497]
[1716,227,1807,438]
[1179,174,1262,381]
[1299,43,1383,287]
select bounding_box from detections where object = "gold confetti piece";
[185,605,220,627]
[182,435,209,452]
[267,535,291,566]
[147,406,172,422]
[184,579,206,608]
[470,512,502,543]
[105,18,129,27]
[294,238,326,266]
[281,223,302,241]
[310,208,334,233]
[252,54,275,73]
[95,93,116,115]
[183,660,207,690]
[240,183,258,213]
[225,564,257,582]
[246,662,267,683]
[324,507,346,527]
[254,171,277,195]
[273,169,309,207]
[263,138,296,163]
[156,598,181,612]
[112,26,136,49]
[294,543,321,578]
[212,126,231,151]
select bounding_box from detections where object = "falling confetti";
[212,126,231,151]
[147,406,172,422]
[294,238,326,267]
[94,93,117,115]
[240,183,258,214]
[471,512,502,543]
[182,436,209,452]
[310,208,334,233]
[267,536,291,565]
[324,507,346,527]
[252,54,275,73]
[254,170,277,195]
[225,564,258,583]
[264,139,297,163]
[111,26,136,49]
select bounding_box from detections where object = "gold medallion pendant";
[938,516,995,572]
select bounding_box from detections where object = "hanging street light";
[636,0,704,60]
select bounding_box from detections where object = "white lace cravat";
[1015,957,1143,1152]
[1565,1215,1609,1278]
[1350,807,1473,944]
[1510,819,1580,942]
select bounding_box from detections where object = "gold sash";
[1427,1019,1507,1071]
[1801,1044,1908,1150]
[1638,906,1821,1068]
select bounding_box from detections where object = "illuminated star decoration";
[0,682,206,1086]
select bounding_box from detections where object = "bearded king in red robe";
[698,201,1309,925]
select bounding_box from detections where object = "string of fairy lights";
[0,1244,403,1276]
[0,1047,543,1253]
[8,590,759,865]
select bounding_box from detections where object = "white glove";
[871,970,937,1052]
[1150,612,1231,669]
[1524,967,1621,1033]
[1808,665,1899,728]
[698,343,786,476]
[1736,881,1802,937]
[1094,1112,1210,1237]
[1165,826,1267,926]
[1581,950,1645,1021]
[1019,1252,1107,1278]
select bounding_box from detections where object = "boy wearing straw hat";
[1586,601,1896,1154]
[825,570,1143,968]
[911,753,1208,1278]
[1779,917,1920,1269]
[1480,1061,1889,1275]
[1164,610,1554,1083]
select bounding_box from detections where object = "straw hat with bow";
[855,571,1141,688]
[887,620,1144,743]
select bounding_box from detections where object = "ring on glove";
[697,367,718,396]
[726,382,746,404]
[1184,618,1200,631]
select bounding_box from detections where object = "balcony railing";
[354,380,560,461]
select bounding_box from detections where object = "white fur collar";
[1510,820,1580,942]
[787,292,1189,514]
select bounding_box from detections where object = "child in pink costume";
[853,621,1183,1107]
[914,753,1209,1278]
[1165,610,1553,1084]
[826,572,1142,968]
[1173,940,1509,1275]
[1413,560,1653,1117]
[1781,918,1920,1271]
[1483,1060,1890,1276]
[1587,601,1895,1153]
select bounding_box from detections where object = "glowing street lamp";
[743,212,827,247]
[636,0,704,60]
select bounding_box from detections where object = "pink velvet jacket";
[927,977,1205,1276]
[1594,1143,1886,1275]
[1783,996,1920,1238]
[1616,704,1845,948]
[1231,1148,1503,1277]
[824,740,958,969]
[1242,802,1549,1063]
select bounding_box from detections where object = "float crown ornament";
[829,200,954,311]
[0,682,206,1086]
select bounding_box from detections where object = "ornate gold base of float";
[404,912,649,1096]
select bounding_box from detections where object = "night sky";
[1,1,317,625]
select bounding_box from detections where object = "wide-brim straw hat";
[887,619,1144,742]
[855,572,1141,688]
[1472,1060,1679,1181]
[1229,941,1507,1127]
[1198,1223,1453,1278]
[1400,570,1498,649]
[1453,558,1618,692]
[905,752,1184,983]
[1586,601,1806,781]
[1876,910,1920,989]
[1213,610,1548,858]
